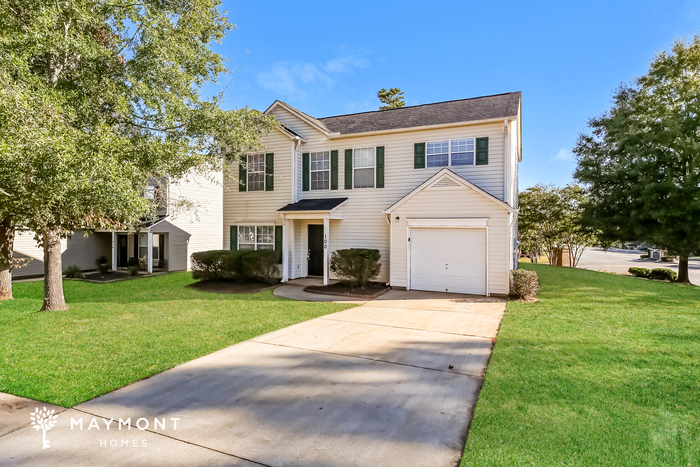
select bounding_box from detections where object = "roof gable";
[264,100,330,136]
[383,168,516,214]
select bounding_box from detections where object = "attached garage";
[409,227,486,295]
[384,168,517,297]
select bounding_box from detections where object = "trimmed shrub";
[64,265,84,279]
[191,250,243,281]
[330,249,381,288]
[628,267,652,278]
[96,255,110,273]
[510,269,540,301]
[650,268,677,282]
[128,266,140,277]
[241,249,279,285]
[661,256,675,262]
[639,254,650,259]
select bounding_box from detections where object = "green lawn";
[0,273,354,407]
[462,264,700,467]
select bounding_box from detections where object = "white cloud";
[257,55,368,100]
[554,148,574,161]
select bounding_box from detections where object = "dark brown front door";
[117,235,128,268]
[307,225,324,276]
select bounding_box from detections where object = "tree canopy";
[0,0,277,308]
[574,36,700,283]
[377,88,405,110]
[519,184,594,267]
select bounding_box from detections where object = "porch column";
[111,232,117,271]
[147,231,153,274]
[323,218,329,285]
[281,217,289,283]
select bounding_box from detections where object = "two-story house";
[225,92,521,296]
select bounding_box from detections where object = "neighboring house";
[12,172,222,278]
[224,92,522,296]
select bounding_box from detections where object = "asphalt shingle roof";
[317,92,520,135]
[278,198,348,212]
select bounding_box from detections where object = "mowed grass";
[0,273,354,407]
[462,264,700,467]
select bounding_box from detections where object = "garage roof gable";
[383,168,516,214]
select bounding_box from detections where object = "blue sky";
[209,0,700,190]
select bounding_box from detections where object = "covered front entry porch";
[110,228,168,274]
[277,198,347,285]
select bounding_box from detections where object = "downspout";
[292,136,302,203]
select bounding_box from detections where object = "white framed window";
[238,225,274,250]
[137,234,159,262]
[353,147,375,188]
[247,154,265,191]
[427,138,475,167]
[310,151,330,190]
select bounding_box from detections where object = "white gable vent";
[433,176,460,188]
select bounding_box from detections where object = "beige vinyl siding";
[13,230,111,278]
[389,184,511,295]
[222,129,293,249]
[155,171,224,271]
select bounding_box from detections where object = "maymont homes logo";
[29,407,181,449]
[29,406,58,449]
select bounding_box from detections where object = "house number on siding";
[324,235,328,249]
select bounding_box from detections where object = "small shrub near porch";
[510,269,540,301]
[330,248,381,288]
[191,249,280,284]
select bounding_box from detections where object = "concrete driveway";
[0,290,505,467]
[577,247,700,283]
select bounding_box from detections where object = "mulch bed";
[188,280,276,294]
[304,282,389,298]
[82,271,130,282]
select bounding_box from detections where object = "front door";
[307,225,324,276]
[117,235,128,268]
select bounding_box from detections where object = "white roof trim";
[264,100,330,136]
[383,168,516,214]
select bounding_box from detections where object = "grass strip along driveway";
[0,273,354,407]
[462,263,700,466]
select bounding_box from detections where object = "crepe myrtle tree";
[574,36,700,284]
[0,0,276,309]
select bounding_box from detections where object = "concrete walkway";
[0,290,506,467]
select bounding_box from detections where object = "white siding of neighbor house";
[222,128,294,250]
[154,170,224,271]
[389,182,511,295]
[13,230,111,278]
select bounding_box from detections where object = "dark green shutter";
[238,159,247,191]
[302,153,310,191]
[265,153,274,191]
[376,146,384,188]
[414,143,425,169]
[344,149,353,189]
[330,150,338,190]
[476,137,489,165]
[230,226,238,250]
[274,225,283,262]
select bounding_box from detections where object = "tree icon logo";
[30,407,58,449]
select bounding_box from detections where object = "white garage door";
[410,228,486,295]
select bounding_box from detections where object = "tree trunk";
[40,225,67,311]
[0,217,14,300]
[677,256,691,284]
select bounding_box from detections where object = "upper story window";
[238,225,274,250]
[353,147,375,188]
[247,154,265,191]
[427,138,475,167]
[310,151,330,190]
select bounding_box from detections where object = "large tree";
[574,37,700,284]
[0,0,276,309]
